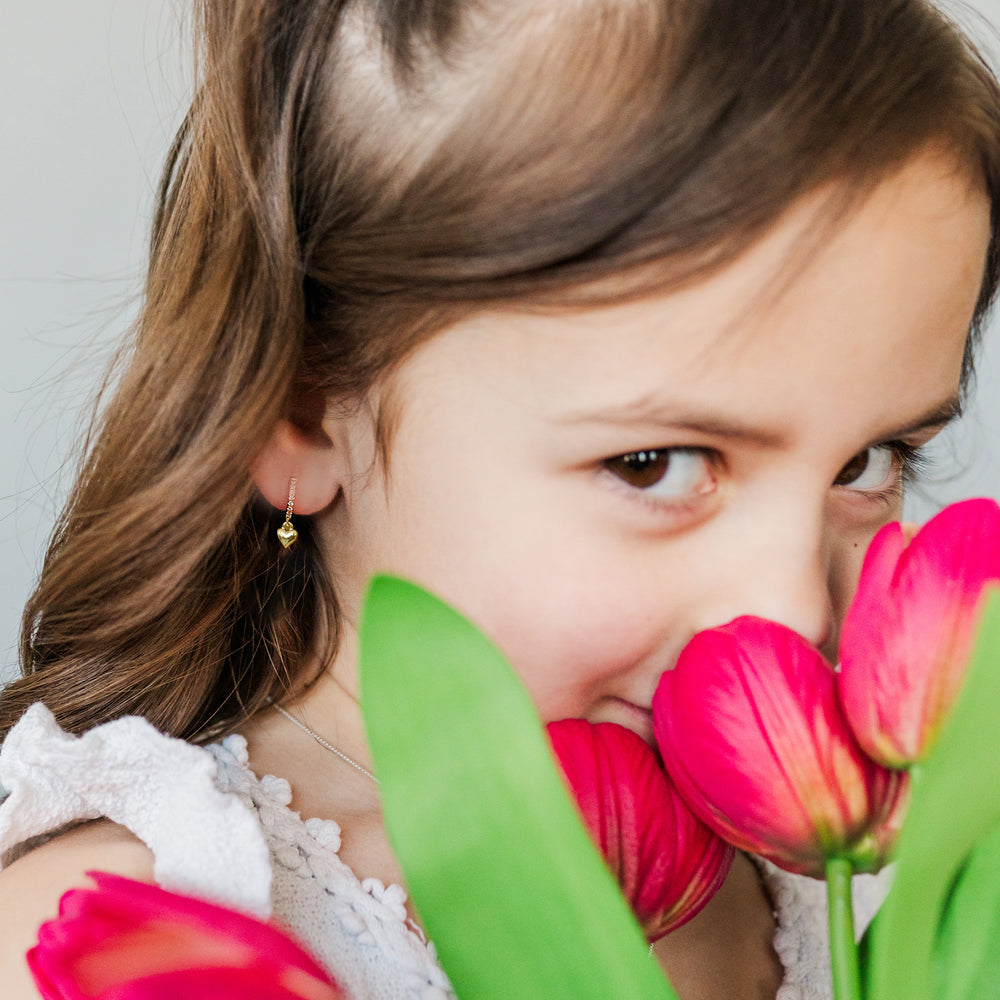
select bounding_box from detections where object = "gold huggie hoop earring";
[277,478,298,548]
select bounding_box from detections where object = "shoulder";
[0,820,154,998]
[0,704,274,921]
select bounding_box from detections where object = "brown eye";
[833,446,895,491]
[604,448,716,501]
[606,450,672,488]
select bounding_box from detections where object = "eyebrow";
[557,397,789,447]
[873,394,964,441]
[558,392,964,448]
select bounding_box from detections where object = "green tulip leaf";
[930,821,1000,1000]
[869,588,1000,1000]
[359,575,677,1000]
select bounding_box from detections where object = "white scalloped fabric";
[203,733,455,1000]
[0,703,271,914]
[0,704,892,1000]
[750,857,893,1000]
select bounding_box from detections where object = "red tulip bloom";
[838,498,1000,767]
[547,719,733,940]
[653,617,903,876]
[29,871,346,1000]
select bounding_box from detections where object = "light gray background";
[3,1,1000,680]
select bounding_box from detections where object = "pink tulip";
[29,871,346,1000]
[547,719,733,940]
[653,618,904,876]
[838,498,1000,767]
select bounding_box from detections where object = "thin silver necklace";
[273,703,380,785]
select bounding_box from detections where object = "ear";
[251,418,344,516]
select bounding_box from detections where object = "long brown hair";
[6,0,1000,742]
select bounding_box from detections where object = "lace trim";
[207,734,456,999]
[751,857,894,1000]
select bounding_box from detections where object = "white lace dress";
[0,703,890,1000]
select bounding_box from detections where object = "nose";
[693,501,834,653]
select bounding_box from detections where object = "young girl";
[1,1,999,997]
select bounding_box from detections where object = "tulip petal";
[839,499,1000,765]
[858,520,908,597]
[547,719,733,940]
[655,617,896,875]
[28,872,344,1000]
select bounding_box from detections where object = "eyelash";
[836,441,930,504]
[898,442,931,483]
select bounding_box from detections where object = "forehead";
[388,149,989,446]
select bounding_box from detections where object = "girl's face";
[322,148,990,743]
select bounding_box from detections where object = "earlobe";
[252,418,343,516]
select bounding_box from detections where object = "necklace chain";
[273,703,380,784]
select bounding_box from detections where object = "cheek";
[463,552,669,719]
[370,472,674,714]
[826,528,880,647]
[825,489,905,648]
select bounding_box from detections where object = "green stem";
[826,856,863,1000]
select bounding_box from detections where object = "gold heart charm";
[277,521,298,548]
